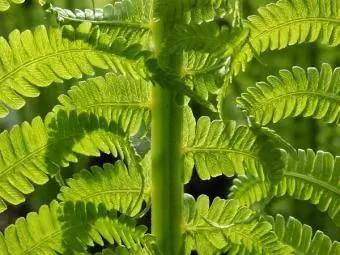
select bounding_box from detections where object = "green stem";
[151,1,185,254]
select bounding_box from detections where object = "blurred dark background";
[0,0,338,248]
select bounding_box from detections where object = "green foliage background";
[0,0,339,248]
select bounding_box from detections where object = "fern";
[182,51,229,100]
[0,22,143,118]
[55,73,152,135]
[0,69,153,212]
[266,214,340,254]
[182,194,292,254]
[171,22,230,53]
[50,0,152,24]
[181,0,228,24]
[183,112,283,183]
[58,160,147,217]
[95,235,159,255]
[230,149,340,226]
[0,110,135,212]
[0,201,147,254]
[229,175,271,210]
[0,0,339,254]
[237,63,340,125]
[231,0,340,75]
[49,0,152,50]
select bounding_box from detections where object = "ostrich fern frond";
[229,149,340,226]
[0,110,136,212]
[58,160,147,217]
[183,114,283,183]
[55,73,152,135]
[231,0,340,75]
[0,22,144,118]
[0,0,338,254]
[0,201,148,254]
[267,214,340,254]
[182,194,292,255]
[238,64,340,125]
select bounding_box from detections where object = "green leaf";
[0,23,144,118]
[58,160,147,217]
[182,114,283,183]
[0,110,135,213]
[229,174,271,209]
[229,149,340,226]
[0,70,153,212]
[0,201,148,254]
[231,0,340,75]
[171,22,231,53]
[181,0,228,24]
[266,214,340,254]
[182,194,292,255]
[237,64,340,125]
[95,235,159,255]
[50,0,152,25]
[150,65,217,112]
[55,73,152,136]
[49,0,152,50]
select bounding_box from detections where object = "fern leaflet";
[171,22,230,53]
[266,214,340,254]
[58,160,147,217]
[181,0,228,24]
[0,110,136,213]
[183,112,283,183]
[231,0,340,75]
[182,194,292,254]
[182,51,230,100]
[50,0,152,25]
[0,201,147,254]
[49,0,152,49]
[0,22,144,118]
[230,149,340,226]
[55,73,152,135]
[237,64,340,125]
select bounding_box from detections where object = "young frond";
[0,23,144,118]
[55,73,152,135]
[182,194,292,255]
[266,214,340,254]
[182,113,283,183]
[229,149,340,226]
[0,201,148,254]
[237,64,340,125]
[231,0,340,75]
[58,160,147,217]
[0,110,135,213]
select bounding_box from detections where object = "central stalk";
[151,1,185,254]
